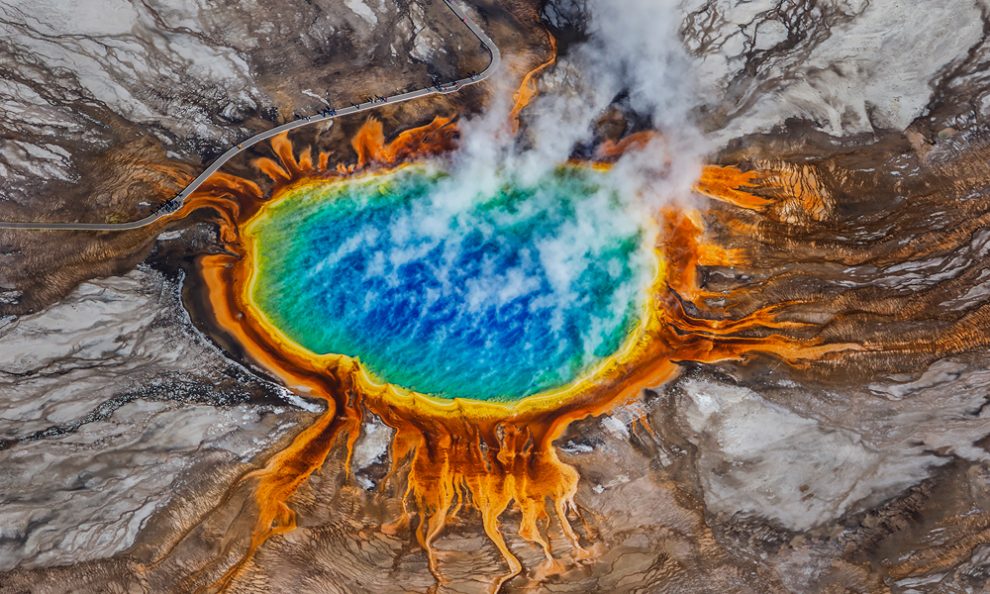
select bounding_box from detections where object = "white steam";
[422,0,704,356]
[336,0,706,383]
[417,0,706,311]
[436,0,705,210]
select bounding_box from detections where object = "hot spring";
[244,165,658,402]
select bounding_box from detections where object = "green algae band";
[247,167,654,401]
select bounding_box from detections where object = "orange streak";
[254,157,291,183]
[352,116,457,169]
[197,170,263,200]
[351,118,386,167]
[596,130,660,160]
[297,146,313,171]
[693,165,774,210]
[509,31,558,131]
[271,131,302,175]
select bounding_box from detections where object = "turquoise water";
[249,166,653,401]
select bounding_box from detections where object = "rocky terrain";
[0,0,496,313]
[3,0,990,593]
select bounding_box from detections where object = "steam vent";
[2,1,990,593]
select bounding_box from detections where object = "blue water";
[249,166,653,401]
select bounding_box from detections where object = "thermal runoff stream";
[245,166,655,401]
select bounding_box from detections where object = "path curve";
[0,0,500,232]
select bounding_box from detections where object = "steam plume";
[365,0,709,341]
[447,0,706,205]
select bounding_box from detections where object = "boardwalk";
[0,0,501,232]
